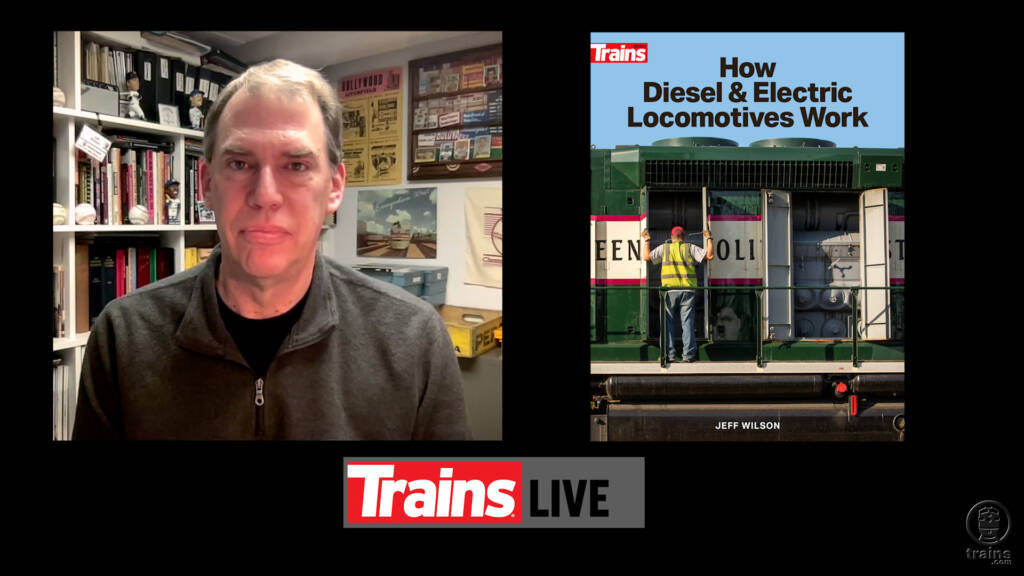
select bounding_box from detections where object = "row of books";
[77,143,173,225]
[53,243,216,338]
[74,242,176,332]
[71,134,214,226]
[80,39,237,128]
[185,247,214,270]
[53,357,73,441]
[186,154,216,224]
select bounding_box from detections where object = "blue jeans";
[664,290,697,360]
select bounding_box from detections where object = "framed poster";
[339,67,402,186]
[465,186,502,287]
[408,43,502,181]
[356,188,438,259]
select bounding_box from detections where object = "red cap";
[671,226,685,236]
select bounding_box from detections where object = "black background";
[37,25,1020,562]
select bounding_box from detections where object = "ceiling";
[177,31,483,70]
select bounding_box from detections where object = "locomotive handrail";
[590,284,904,367]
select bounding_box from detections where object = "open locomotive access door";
[703,187,763,344]
[762,189,793,340]
[859,187,890,339]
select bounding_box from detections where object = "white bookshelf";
[53,31,221,432]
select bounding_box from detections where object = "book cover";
[473,135,492,159]
[438,111,461,128]
[415,147,437,163]
[146,150,155,224]
[443,70,461,93]
[156,247,174,280]
[128,247,136,292]
[111,148,121,225]
[454,139,471,161]
[439,142,455,162]
[88,246,103,328]
[155,151,164,225]
[461,64,484,90]
[419,69,441,96]
[53,265,64,338]
[115,249,125,298]
[136,248,151,289]
[101,250,116,310]
[75,244,90,333]
[150,248,157,284]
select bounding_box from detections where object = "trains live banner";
[465,186,502,288]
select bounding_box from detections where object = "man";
[641,225,714,362]
[74,59,470,440]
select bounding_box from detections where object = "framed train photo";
[408,43,502,181]
[356,187,438,259]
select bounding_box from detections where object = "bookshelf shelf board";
[52,106,98,122]
[53,107,204,139]
[53,333,89,352]
[61,225,215,232]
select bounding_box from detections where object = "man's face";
[191,93,204,107]
[200,90,345,281]
[715,306,742,340]
[127,77,139,91]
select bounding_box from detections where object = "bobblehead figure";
[189,89,205,130]
[122,71,145,120]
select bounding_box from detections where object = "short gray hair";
[203,59,343,166]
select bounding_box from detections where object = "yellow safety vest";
[661,241,697,288]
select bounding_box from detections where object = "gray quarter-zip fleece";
[72,244,471,440]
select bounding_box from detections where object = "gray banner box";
[343,457,644,528]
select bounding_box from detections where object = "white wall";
[319,31,502,311]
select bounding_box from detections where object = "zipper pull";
[255,377,265,406]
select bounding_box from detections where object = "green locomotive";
[590,137,905,441]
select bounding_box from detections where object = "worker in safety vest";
[642,225,714,362]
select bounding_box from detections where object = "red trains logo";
[591,43,648,63]
[346,462,522,523]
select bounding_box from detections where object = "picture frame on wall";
[408,43,502,181]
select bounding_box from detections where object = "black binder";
[172,59,188,126]
[132,50,159,121]
[155,55,175,109]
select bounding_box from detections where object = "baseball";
[74,203,96,225]
[53,203,67,225]
[129,204,149,225]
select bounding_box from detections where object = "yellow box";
[438,305,502,358]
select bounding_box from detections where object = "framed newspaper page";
[408,43,502,181]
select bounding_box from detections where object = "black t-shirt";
[216,284,310,378]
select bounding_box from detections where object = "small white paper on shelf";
[75,125,111,163]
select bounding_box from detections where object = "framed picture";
[158,104,181,127]
[408,43,502,181]
[356,188,438,258]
